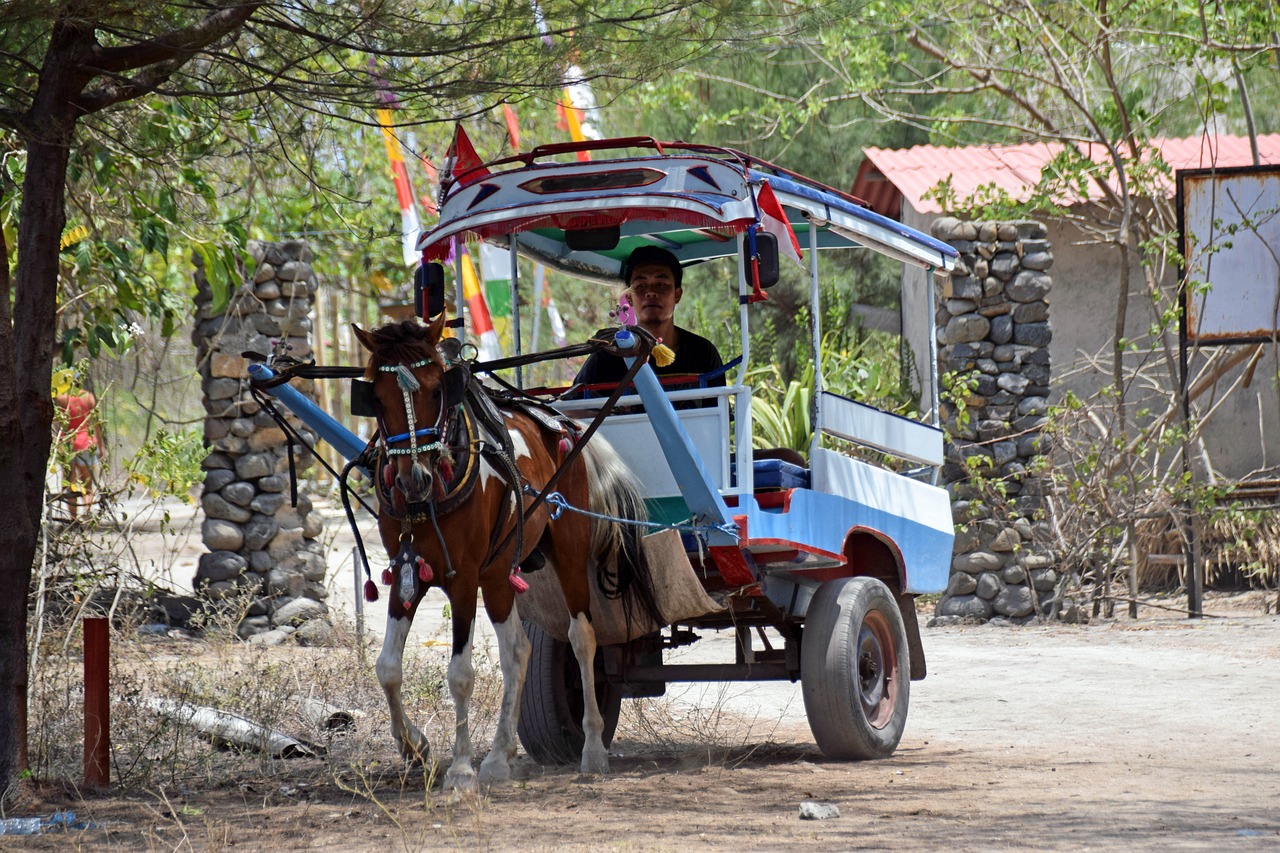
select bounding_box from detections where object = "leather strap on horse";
[478,327,658,579]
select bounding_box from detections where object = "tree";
[0,0,754,800]
[682,0,1280,605]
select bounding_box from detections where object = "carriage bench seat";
[752,458,811,490]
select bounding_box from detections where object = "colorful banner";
[376,108,422,267]
[460,247,502,360]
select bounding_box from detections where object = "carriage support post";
[617,334,737,547]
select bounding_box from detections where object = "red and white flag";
[375,108,422,267]
[756,181,803,267]
[443,124,490,190]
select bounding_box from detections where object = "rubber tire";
[517,620,623,764]
[800,577,910,760]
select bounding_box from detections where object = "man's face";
[626,262,681,328]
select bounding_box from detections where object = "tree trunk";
[0,129,73,799]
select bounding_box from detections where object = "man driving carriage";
[573,246,726,402]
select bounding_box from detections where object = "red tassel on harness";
[364,580,379,602]
[382,463,396,491]
[509,568,529,594]
[437,458,453,485]
[417,556,433,583]
[558,436,572,455]
[382,567,394,586]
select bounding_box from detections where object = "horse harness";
[371,350,584,609]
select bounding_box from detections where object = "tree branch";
[88,2,264,75]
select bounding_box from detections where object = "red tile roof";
[852,135,1280,216]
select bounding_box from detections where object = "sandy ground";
[9,495,1280,851]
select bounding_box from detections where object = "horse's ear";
[426,312,446,346]
[352,324,377,354]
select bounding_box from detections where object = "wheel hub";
[857,626,886,714]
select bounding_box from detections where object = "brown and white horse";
[353,317,660,791]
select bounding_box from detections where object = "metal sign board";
[1177,165,1280,344]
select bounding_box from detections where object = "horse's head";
[353,316,463,509]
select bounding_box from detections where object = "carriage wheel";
[518,621,622,764]
[800,577,910,760]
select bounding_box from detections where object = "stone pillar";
[928,219,1080,625]
[192,240,330,640]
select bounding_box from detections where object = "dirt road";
[13,498,1278,851]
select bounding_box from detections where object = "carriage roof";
[416,138,958,284]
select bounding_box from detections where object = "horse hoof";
[580,750,609,775]
[478,758,511,785]
[444,766,479,793]
[399,738,431,766]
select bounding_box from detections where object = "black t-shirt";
[573,326,725,407]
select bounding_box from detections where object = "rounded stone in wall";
[250,492,287,515]
[205,377,241,400]
[954,550,1002,574]
[994,584,1034,618]
[203,518,244,551]
[975,572,1003,599]
[277,260,313,281]
[243,514,280,551]
[1017,396,1049,416]
[267,568,303,597]
[202,493,251,524]
[257,474,287,493]
[1007,270,1052,302]
[268,528,305,559]
[950,312,994,342]
[989,253,1018,280]
[1012,301,1049,323]
[989,314,1013,344]
[1012,321,1052,347]
[1001,564,1027,583]
[1022,251,1053,271]
[203,468,237,493]
[222,481,255,506]
[198,550,247,582]
[946,572,978,596]
[936,594,993,620]
[235,452,274,480]
[271,596,327,626]
[997,372,1030,394]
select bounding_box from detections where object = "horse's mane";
[362,320,445,379]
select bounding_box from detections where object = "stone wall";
[192,240,331,642]
[928,218,1081,625]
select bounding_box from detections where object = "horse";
[352,316,662,791]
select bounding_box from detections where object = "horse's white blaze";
[567,612,609,774]
[480,603,532,783]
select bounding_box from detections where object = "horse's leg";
[567,611,609,773]
[443,588,480,792]
[478,595,531,784]
[543,490,612,775]
[376,614,431,763]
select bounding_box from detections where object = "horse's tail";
[581,437,666,629]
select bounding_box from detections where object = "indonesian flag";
[756,181,804,267]
[459,247,502,361]
[376,108,422,267]
[443,124,490,190]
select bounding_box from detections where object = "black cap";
[622,246,682,289]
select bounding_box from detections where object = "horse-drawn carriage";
[250,136,958,790]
